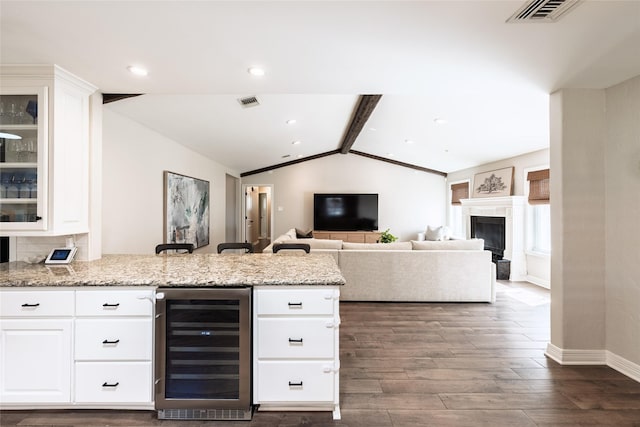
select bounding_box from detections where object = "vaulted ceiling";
[2,1,639,174]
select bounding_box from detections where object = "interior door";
[259,192,267,239]
[244,188,254,243]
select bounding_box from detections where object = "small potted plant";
[379,229,397,243]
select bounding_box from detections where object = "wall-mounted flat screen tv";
[313,193,378,231]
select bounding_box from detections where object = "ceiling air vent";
[507,0,582,23]
[237,96,260,108]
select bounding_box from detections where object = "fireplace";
[461,196,526,281]
[470,216,505,261]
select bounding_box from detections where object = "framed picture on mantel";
[472,166,514,198]
[163,171,210,249]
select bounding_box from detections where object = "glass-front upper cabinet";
[0,88,48,231]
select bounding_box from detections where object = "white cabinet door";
[257,318,336,359]
[256,361,335,402]
[75,362,152,403]
[0,319,72,403]
[74,318,152,361]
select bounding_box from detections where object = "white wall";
[550,89,607,351]
[447,148,551,286]
[605,75,640,367]
[102,109,239,254]
[549,73,640,373]
[241,153,447,242]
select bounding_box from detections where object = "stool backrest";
[217,242,254,254]
[155,243,194,254]
[272,243,310,253]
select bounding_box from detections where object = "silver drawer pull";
[102,339,120,345]
[288,381,303,387]
[102,382,119,387]
[287,302,302,308]
[21,303,40,308]
[288,338,303,344]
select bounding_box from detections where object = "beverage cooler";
[155,287,252,420]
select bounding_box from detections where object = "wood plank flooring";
[2,281,640,426]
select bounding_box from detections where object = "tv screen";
[313,193,378,231]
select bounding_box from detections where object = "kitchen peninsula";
[0,253,344,420]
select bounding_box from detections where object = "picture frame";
[472,166,514,198]
[163,171,210,249]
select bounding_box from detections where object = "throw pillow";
[425,225,446,241]
[295,228,313,239]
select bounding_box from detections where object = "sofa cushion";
[282,238,343,250]
[342,241,412,250]
[425,225,451,241]
[411,238,484,251]
[273,228,298,243]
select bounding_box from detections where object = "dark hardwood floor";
[2,281,640,426]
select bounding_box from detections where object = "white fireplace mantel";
[461,196,526,281]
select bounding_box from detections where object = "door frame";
[241,184,274,244]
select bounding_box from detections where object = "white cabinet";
[0,65,96,235]
[253,287,341,420]
[74,289,154,407]
[0,287,154,409]
[0,290,74,403]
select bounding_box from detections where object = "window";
[526,168,550,254]
[530,204,551,253]
[449,182,469,239]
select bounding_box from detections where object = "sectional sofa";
[265,230,495,303]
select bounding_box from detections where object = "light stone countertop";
[0,253,345,287]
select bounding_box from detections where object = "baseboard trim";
[525,275,550,289]
[545,343,640,382]
[545,343,607,365]
[607,351,640,383]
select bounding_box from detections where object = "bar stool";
[272,243,310,253]
[155,243,194,254]
[217,242,254,254]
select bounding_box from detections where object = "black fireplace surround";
[470,216,505,262]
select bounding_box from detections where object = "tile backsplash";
[16,234,88,262]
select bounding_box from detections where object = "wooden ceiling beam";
[350,150,447,177]
[102,93,143,104]
[240,150,341,177]
[339,95,382,154]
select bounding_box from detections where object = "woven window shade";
[451,182,469,205]
[527,169,550,204]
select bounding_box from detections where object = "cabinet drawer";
[75,290,153,317]
[75,362,152,403]
[0,290,74,317]
[75,319,152,360]
[258,318,336,359]
[255,289,337,316]
[256,361,335,403]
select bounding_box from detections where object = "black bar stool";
[217,242,254,254]
[155,243,194,254]
[272,243,310,253]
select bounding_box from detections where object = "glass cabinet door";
[0,88,47,230]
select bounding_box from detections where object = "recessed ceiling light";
[127,66,148,76]
[286,119,297,125]
[292,140,301,145]
[370,127,377,131]
[434,118,448,125]
[248,67,265,77]
[297,154,303,159]
[387,153,394,157]
[405,139,414,144]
